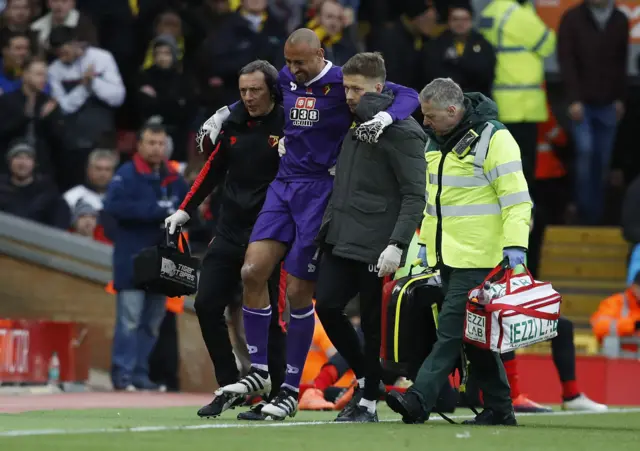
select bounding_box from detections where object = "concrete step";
[539,258,628,280]
[544,226,627,246]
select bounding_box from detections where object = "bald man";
[200,30,419,421]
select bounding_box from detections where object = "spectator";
[103,122,188,392]
[140,10,185,70]
[369,1,435,91]
[137,34,194,162]
[0,56,65,179]
[308,0,358,66]
[63,148,117,211]
[478,0,556,190]
[0,140,70,228]
[190,0,232,47]
[0,30,30,94]
[422,2,495,98]
[0,0,39,54]
[591,272,640,353]
[30,0,97,57]
[557,0,629,225]
[196,0,286,114]
[69,198,110,243]
[47,25,125,183]
[622,172,640,285]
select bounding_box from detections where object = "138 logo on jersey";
[290,97,319,127]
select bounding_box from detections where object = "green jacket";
[318,92,427,265]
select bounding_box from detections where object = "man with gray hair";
[63,148,118,212]
[386,78,532,426]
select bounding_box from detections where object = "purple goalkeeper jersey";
[277,60,419,181]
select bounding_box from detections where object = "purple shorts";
[250,178,333,281]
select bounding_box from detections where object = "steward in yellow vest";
[418,93,531,269]
[385,78,531,426]
[477,0,556,186]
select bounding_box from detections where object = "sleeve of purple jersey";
[382,82,420,121]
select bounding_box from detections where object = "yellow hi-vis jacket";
[478,0,556,123]
[418,120,532,269]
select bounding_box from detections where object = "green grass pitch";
[1,406,639,451]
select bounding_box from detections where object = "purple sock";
[283,304,315,390]
[243,305,271,370]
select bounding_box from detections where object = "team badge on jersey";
[290,97,319,127]
[323,84,331,95]
[268,135,280,148]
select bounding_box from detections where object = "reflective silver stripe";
[493,84,543,90]
[426,203,501,217]
[485,161,523,183]
[497,46,526,52]
[429,173,488,187]
[498,191,531,209]
[473,123,495,175]
[622,294,630,317]
[532,29,550,53]
[609,319,618,336]
[497,4,518,50]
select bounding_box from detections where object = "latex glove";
[503,247,526,268]
[354,111,392,144]
[278,137,286,157]
[196,106,230,153]
[377,244,403,277]
[417,245,427,266]
[165,209,190,234]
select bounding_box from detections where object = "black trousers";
[505,122,539,197]
[315,252,383,401]
[194,235,286,396]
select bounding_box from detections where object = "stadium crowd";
[0,0,637,421]
[0,0,635,247]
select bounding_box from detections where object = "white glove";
[164,209,190,234]
[354,111,393,144]
[196,106,231,153]
[328,165,336,176]
[376,244,403,277]
[278,137,286,157]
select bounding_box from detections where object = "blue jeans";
[111,290,167,388]
[572,103,618,225]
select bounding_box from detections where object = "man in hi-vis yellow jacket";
[385,78,532,426]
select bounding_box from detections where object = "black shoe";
[237,401,269,421]
[335,404,379,423]
[462,409,517,426]
[336,381,385,419]
[386,390,429,424]
[197,390,245,418]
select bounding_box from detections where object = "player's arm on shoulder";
[484,127,532,249]
[384,125,427,246]
[381,82,420,121]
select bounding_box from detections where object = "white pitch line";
[1,407,640,438]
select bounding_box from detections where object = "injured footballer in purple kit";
[197,29,419,421]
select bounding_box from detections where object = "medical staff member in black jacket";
[165,60,286,418]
